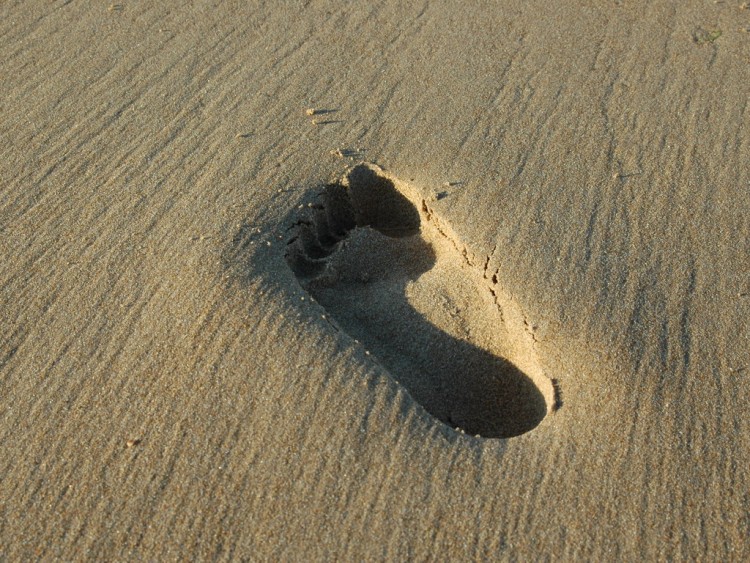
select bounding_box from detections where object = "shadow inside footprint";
[286,165,548,438]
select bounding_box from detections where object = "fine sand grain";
[1,1,749,560]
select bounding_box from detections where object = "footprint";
[285,163,557,438]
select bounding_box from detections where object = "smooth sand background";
[1,1,749,560]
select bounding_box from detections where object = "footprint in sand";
[285,163,557,438]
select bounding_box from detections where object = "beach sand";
[1,1,749,559]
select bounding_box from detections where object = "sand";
[1,1,749,560]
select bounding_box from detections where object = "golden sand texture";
[1,1,749,560]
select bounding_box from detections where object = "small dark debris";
[551,379,563,411]
[693,28,722,44]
